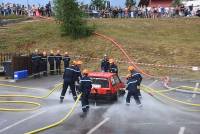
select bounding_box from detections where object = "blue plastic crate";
[14,70,28,80]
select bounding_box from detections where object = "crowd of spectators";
[1,2,199,18]
[83,5,200,18]
[0,2,52,17]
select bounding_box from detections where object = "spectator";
[32,5,37,16]
[125,7,128,18]
[152,7,158,19]
[45,1,52,17]
[118,7,123,18]
[0,4,3,15]
[3,3,7,16]
[0,2,53,17]
[13,4,17,15]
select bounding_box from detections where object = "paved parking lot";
[0,76,200,134]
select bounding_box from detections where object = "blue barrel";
[14,70,28,80]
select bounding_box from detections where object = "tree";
[125,0,136,7]
[172,0,182,6]
[91,0,106,10]
[54,0,94,39]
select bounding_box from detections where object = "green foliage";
[54,0,95,39]
[91,0,106,10]
[125,0,136,7]
[172,0,182,6]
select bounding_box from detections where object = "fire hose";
[0,83,63,111]
[25,94,82,134]
[142,85,200,112]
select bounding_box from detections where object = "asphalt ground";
[0,76,199,134]
[149,80,200,109]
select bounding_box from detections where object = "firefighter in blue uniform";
[101,54,110,72]
[48,50,55,75]
[75,61,82,80]
[55,50,62,75]
[126,74,142,107]
[128,66,143,98]
[41,51,48,76]
[109,59,118,74]
[79,69,92,117]
[32,49,41,78]
[75,60,83,92]
[63,52,70,68]
[60,61,80,103]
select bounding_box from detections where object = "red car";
[88,72,125,101]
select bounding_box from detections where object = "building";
[139,0,200,8]
[182,0,200,12]
[182,0,200,7]
[139,0,173,7]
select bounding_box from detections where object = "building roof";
[150,0,173,7]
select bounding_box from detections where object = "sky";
[1,0,125,7]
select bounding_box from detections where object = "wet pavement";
[0,76,199,134]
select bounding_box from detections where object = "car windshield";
[90,77,109,88]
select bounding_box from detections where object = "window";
[90,78,109,88]
[113,75,121,85]
[111,77,116,86]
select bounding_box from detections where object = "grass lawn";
[0,15,27,20]
[0,18,199,79]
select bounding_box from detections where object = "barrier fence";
[0,53,32,77]
[0,53,30,65]
[0,53,13,66]
[72,55,200,71]
[0,52,199,72]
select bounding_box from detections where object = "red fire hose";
[94,32,164,79]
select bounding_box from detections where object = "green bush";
[54,0,95,39]
[172,0,182,6]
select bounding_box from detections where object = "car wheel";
[112,92,118,101]
[118,89,126,96]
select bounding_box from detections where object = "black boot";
[73,96,77,101]
[80,112,87,118]
[60,99,63,104]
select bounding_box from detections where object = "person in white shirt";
[32,4,37,16]
[165,7,169,17]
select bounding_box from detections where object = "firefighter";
[101,54,110,72]
[128,66,143,99]
[48,50,55,75]
[109,59,118,74]
[75,60,83,80]
[63,52,70,68]
[75,60,83,92]
[60,61,79,103]
[126,74,142,107]
[32,49,41,78]
[41,51,48,76]
[55,50,62,75]
[79,69,92,117]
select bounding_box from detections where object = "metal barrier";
[0,53,31,77]
[12,55,32,74]
[0,53,13,66]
